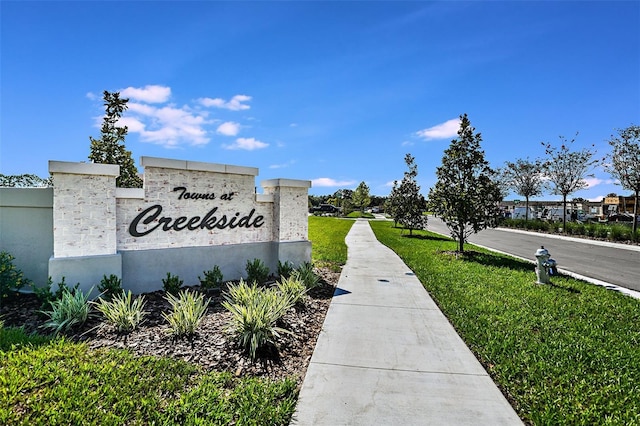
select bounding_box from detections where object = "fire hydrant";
[535,246,557,284]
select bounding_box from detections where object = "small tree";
[541,134,598,232]
[428,114,502,253]
[352,181,371,213]
[0,174,51,187]
[501,158,546,221]
[386,180,401,227]
[605,125,640,235]
[392,154,427,236]
[89,91,143,188]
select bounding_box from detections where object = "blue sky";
[1,1,638,200]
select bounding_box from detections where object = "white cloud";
[118,116,146,133]
[269,160,296,169]
[584,177,604,188]
[589,195,606,202]
[198,94,252,111]
[416,118,460,140]
[223,137,268,151]
[123,101,211,147]
[384,180,397,187]
[312,178,357,187]
[401,140,414,147]
[90,86,262,149]
[216,121,240,136]
[120,85,171,103]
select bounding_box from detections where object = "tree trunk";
[562,194,567,233]
[458,222,465,253]
[633,190,639,237]
[525,196,530,221]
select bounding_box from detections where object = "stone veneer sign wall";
[47,156,311,294]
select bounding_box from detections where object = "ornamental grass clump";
[163,290,210,336]
[95,290,147,333]
[277,276,308,307]
[222,280,294,360]
[42,288,92,334]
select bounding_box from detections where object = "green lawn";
[309,216,354,271]
[370,220,640,425]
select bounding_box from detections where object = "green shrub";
[245,258,270,285]
[222,281,294,359]
[293,262,320,290]
[198,266,223,291]
[95,290,147,333]
[584,223,598,237]
[609,224,631,241]
[163,290,210,336]
[277,276,308,306]
[97,274,122,301]
[565,222,585,236]
[162,272,183,295]
[595,225,610,239]
[0,251,29,306]
[277,260,295,280]
[32,277,80,311]
[41,288,92,334]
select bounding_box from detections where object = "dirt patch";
[0,268,341,384]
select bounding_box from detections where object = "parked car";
[309,204,340,214]
[512,206,536,220]
[606,213,635,222]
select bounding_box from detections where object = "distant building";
[602,195,637,216]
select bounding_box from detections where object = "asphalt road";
[425,216,640,293]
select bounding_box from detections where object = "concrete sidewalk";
[291,219,522,425]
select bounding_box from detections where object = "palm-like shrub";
[198,266,223,291]
[293,262,320,290]
[162,272,183,295]
[163,290,210,336]
[245,258,270,285]
[42,288,91,334]
[222,281,294,360]
[277,260,295,280]
[95,290,147,332]
[97,274,123,301]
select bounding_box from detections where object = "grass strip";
[370,220,640,425]
[0,332,297,425]
[309,216,354,271]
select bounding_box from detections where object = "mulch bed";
[0,268,341,384]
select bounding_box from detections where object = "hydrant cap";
[535,246,549,257]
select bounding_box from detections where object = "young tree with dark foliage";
[541,134,598,232]
[389,154,427,236]
[89,91,143,188]
[605,124,640,235]
[352,181,371,213]
[501,158,546,221]
[428,114,502,253]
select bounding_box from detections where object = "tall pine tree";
[89,91,143,188]
[428,114,502,252]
